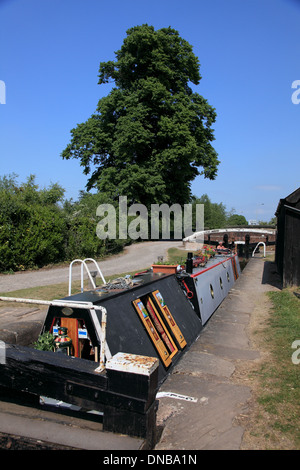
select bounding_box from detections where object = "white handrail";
[83,258,106,285]
[0,296,102,311]
[252,241,266,258]
[68,258,106,296]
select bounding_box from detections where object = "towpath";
[0,240,183,293]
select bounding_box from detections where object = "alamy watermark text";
[291,340,300,365]
[96,197,204,241]
[291,80,300,104]
[0,80,6,104]
[0,341,5,364]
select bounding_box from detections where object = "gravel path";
[0,241,183,293]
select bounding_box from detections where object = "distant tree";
[62,24,219,207]
[257,218,276,226]
[269,216,277,226]
[192,194,226,229]
[226,213,248,226]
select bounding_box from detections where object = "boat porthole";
[219,277,223,289]
[210,284,214,299]
[227,272,230,282]
[61,307,73,316]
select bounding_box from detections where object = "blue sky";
[0,0,299,223]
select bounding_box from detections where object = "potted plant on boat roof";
[151,257,184,274]
[193,250,206,268]
[207,246,216,257]
[203,245,216,259]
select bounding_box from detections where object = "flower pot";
[152,264,178,274]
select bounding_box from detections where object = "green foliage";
[62,24,219,206]
[154,260,181,266]
[257,217,276,226]
[0,174,66,271]
[191,194,250,230]
[0,175,127,272]
[226,213,248,226]
[34,331,55,351]
[63,191,129,259]
[192,193,226,229]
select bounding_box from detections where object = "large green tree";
[62,24,219,206]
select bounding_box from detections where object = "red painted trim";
[49,317,57,333]
[190,256,233,278]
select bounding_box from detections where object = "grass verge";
[166,247,190,265]
[248,288,300,449]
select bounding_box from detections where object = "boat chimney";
[186,252,193,274]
